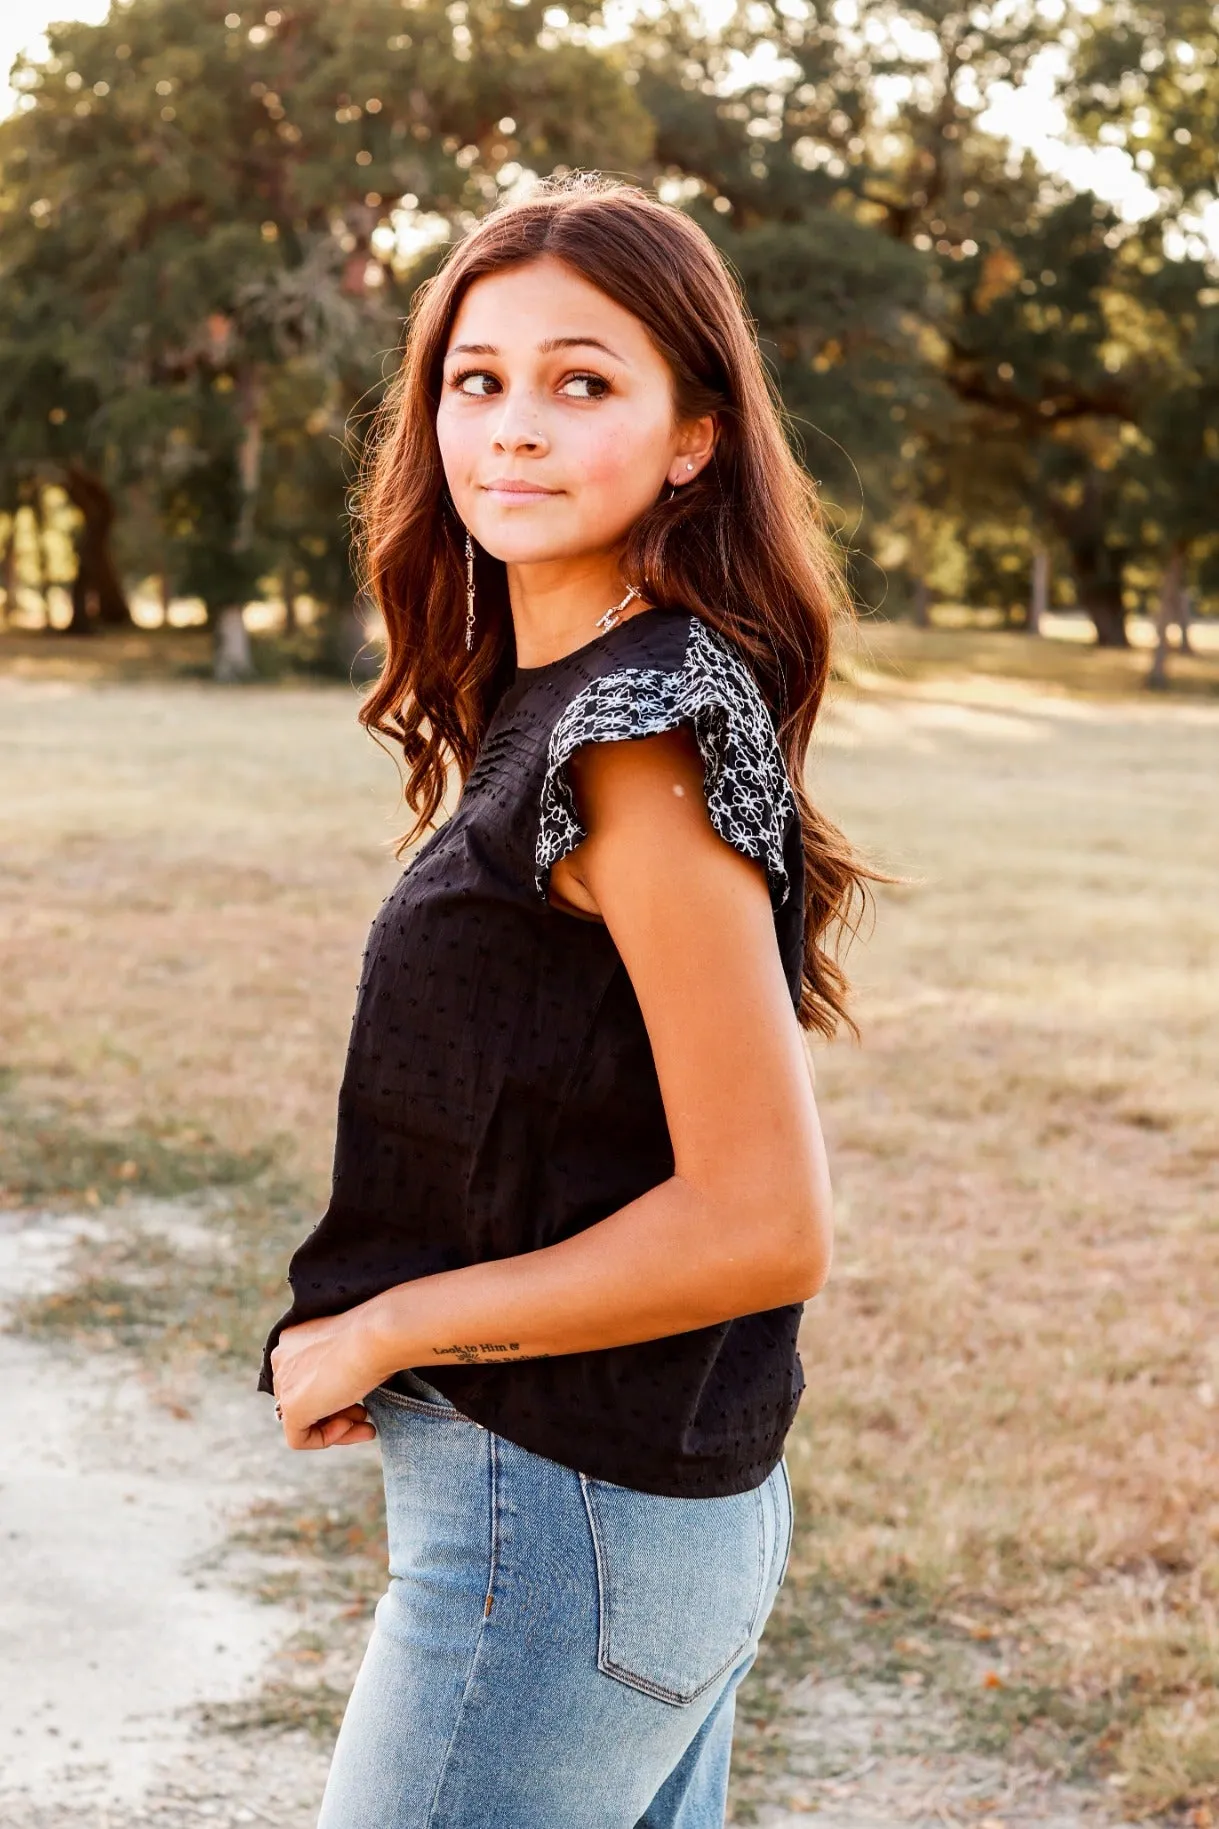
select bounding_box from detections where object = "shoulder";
[537,611,798,911]
[547,611,782,758]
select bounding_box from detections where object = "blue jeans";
[316,1371,794,1829]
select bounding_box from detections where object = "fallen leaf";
[947,1610,996,1640]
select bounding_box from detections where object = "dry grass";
[2,624,1217,1813]
[794,645,1219,1813]
[0,668,402,1190]
[844,614,1219,702]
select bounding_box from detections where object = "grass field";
[2,622,1217,1817]
[795,639,1219,1816]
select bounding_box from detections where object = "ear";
[669,413,717,486]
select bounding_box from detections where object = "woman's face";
[435,254,712,568]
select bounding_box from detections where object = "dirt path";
[0,1206,338,1828]
[1,1206,1146,1829]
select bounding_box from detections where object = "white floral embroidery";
[536,616,797,908]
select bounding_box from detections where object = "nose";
[489,388,549,456]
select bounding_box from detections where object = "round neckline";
[512,606,664,681]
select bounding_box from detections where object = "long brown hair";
[356,172,873,1037]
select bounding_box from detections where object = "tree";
[0,0,652,663]
[1065,0,1219,653]
[4,0,1213,657]
[1067,2,1219,235]
[625,1,1216,645]
[617,4,1116,622]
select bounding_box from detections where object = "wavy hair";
[356,173,875,1037]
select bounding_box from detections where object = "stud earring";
[464,529,476,651]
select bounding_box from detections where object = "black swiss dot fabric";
[258,608,808,1497]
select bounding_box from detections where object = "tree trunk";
[212,371,263,682]
[1079,578,1127,648]
[282,571,298,634]
[235,371,263,554]
[1176,586,1194,655]
[62,466,131,630]
[912,577,931,628]
[0,518,14,627]
[326,593,381,682]
[1051,471,1129,648]
[1147,549,1183,691]
[213,604,254,682]
[31,490,55,628]
[1028,548,1049,635]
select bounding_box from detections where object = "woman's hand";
[270,1308,383,1451]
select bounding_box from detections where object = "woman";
[260,173,870,1828]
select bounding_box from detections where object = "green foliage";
[1069,3,1219,223]
[0,0,651,625]
[627,0,1218,638]
[0,0,1214,644]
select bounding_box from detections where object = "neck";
[506,553,650,668]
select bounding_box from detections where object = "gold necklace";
[594,585,641,634]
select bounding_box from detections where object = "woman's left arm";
[272,722,833,1448]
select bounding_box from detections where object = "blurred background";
[2,0,1218,675]
[0,5,1216,1829]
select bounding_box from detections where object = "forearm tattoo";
[432,1343,551,1363]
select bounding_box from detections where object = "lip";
[481,479,562,497]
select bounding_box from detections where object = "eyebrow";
[445,335,628,363]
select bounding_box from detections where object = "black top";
[258,607,807,1497]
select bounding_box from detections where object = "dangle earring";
[464,529,476,651]
[667,460,696,501]
[595,584,641,633]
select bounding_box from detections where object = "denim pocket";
[579,1474,767,1706]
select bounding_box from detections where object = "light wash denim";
[315,1370,794,1829]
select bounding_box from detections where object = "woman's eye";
[561,372,610,399]
[449,369,499,397]
[445,368,609,399]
